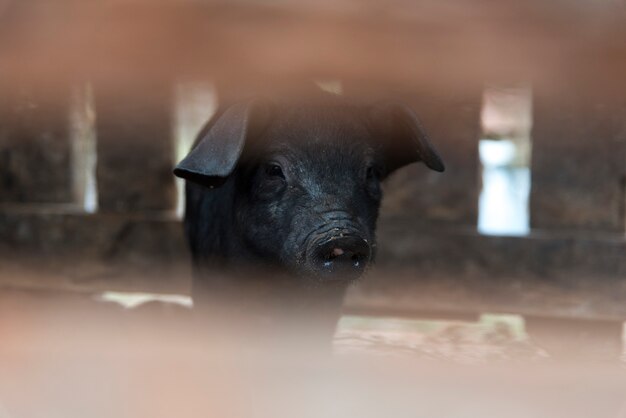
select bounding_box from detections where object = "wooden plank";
[0,212,187,263]
[0,83,74,204]
[94,80,177,212]
[1,1,626,92]
[0,212,190,294]
[530,83,626,232]
[1,212,625,320]
[347,221,626,321]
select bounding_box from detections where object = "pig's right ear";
[369,102,445,174]
[173,99,273,187]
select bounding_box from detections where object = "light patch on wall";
[334,313,534,360]
[315,80,343,95]
[478,85,532,236]
[69,83,98,213]
[98,291,193,309]
[173,82,218,218]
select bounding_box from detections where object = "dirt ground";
[1,287,626,418]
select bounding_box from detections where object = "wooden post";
[530,82,626,233]
[0,83,74,204]
[94,80,176,212]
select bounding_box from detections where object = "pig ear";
[174,99,273,187]
[370,102,445,173]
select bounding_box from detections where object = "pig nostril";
[308,236,371,281]
[326,248,343,262]
[332,248,344,257]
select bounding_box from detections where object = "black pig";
[174,92,444,337]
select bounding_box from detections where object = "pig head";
[175,94,444,286]
[174,93,443,339]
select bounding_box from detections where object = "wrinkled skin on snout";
[175,94,444,291]
[235,108,383,283]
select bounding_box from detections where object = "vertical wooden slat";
[619,102,626,234]
[0,83,73,204]
[531,83,626,233]
[94,81,176,212]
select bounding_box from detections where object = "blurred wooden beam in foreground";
[1,212,625,321]
[0,0,625,92]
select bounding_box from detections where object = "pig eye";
[265,163,285,179]
[366,165,382,181]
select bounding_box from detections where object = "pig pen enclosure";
[1,1,626,415]
[1,0,626,354]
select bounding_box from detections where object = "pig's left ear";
[370,102,445,173]
[174,99,273,187]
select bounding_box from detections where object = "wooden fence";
[0,0,625,328]
[1,79,624,323]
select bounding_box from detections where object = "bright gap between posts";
[478,85,533,236]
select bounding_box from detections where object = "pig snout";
[306,231,372,282]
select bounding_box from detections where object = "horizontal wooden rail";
[1,212,625,321]
[0,1,625,91]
